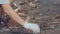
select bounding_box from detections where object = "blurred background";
[0,0,60,34]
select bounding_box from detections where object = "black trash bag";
[0,14,10,27]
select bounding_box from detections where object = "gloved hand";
[23,22,40,33]
[0,0,9,4]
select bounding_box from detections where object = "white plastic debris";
[23,21,40,33]
[13,1,21,12]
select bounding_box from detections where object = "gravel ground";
[0,0,60,34]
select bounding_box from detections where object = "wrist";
[23,22,30,28]
[9,0,13,4]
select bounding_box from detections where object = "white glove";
[23,22,40,33]
[0,0,9,4]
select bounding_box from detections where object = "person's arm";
[1,0,40,33]
[2,4,25,26]
[2,4,40,33]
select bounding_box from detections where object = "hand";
[23,22,40,33]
